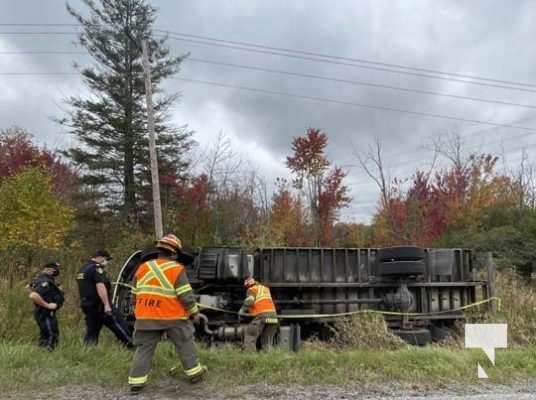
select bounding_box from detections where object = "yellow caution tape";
[113,281,500,319]
[113,281,136,291]
[196,297,501,319]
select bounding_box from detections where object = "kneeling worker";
[28,262,64,351]
[240,277,278,351]
[128,233,207,395]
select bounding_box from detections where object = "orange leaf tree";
[286,128,350,245]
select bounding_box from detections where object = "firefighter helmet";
[156,233,183,253]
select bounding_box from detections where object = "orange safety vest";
[248,284,276,316]
[133,258,189,320]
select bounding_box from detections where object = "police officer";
[28,262,64,351]
[76,250,132,346]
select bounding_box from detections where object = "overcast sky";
[2,0,536,223]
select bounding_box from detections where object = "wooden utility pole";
[141,39,163,238]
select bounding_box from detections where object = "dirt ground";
[5,382,536,400]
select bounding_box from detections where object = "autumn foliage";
[286,128,351,245]
[0,127,78,197]
[269,179,307,246]
[0,168,74,252]
[372,153,520,246]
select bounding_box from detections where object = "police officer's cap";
[44,261,60,271]
[94,250,112,260]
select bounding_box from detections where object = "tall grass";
[493,269,536,346]
[324,313,406,350]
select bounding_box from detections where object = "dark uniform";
[76,260,132,346]
[29,273,64,351]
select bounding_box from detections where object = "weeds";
[493,269,536,346]
[329,312,406,350]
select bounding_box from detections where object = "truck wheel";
[377,260,425,276]
[431,325,453,342]
[392,329,432,346]
[378,246,425,262]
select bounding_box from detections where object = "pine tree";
[59,0,193,225]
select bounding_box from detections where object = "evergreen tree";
[59,0,193,225]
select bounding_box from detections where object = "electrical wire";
[2,29,536,93]
[1,23,534,89]
[2,50,535,109]
[171,76,536,132]
[2,69,535,134]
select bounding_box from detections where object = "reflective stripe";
[175,284,193,296]
[255,285,273,303]
[185,364,203,376]
[188,304,199,314]
[128,375,148,385]
[146,261,174,289]
[265,317,278,324]
[134,259,190,320]
[136,316,189,320]
[249,284,276,316]
[138,261,177,286]
[135,286,178,298]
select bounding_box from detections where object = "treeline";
[0,126,352,269]
[358,134,536,275]
[2,124,535,276]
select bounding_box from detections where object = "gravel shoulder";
[5,382,536,400]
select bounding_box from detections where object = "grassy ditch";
[1,327,536,394]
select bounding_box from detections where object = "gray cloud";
[2,0,536,222]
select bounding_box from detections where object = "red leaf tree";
[286,128,351,245]
[0,126,78,199]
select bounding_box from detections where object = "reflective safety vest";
[133,258,190,320]
[248,284,276,316]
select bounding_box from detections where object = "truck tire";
[377,260,425,276]
[378,246,425,262]
[431,324,453,342]
[393,329,432,346]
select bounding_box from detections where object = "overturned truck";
[113,246,496,349]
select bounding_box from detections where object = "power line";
[171,76,536,132]
[0,51,87,54]
[2,49,535,109]
[3,30,536,94]
[157,30,536,89]
[1,23,534,89]
[186,57,536,110]
[0,24,83,26]
[3,62,535,176]
[0,31,77,36]
[0,72,78,75]
[4,69,533,133]
[164,34,536,94]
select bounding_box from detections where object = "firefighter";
[28,262,64,351]
[128,233,207,395]
[240,277,278,351]
[76,250,132,346]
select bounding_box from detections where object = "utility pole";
[141,39,164,238]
